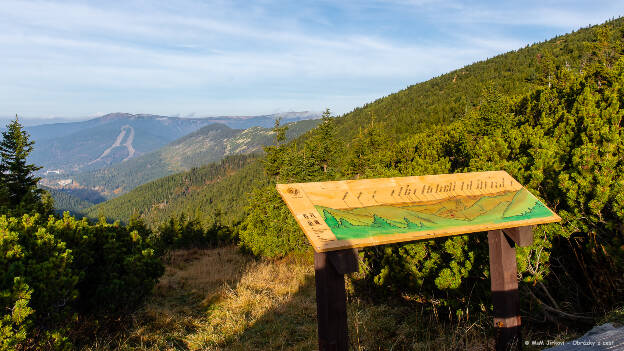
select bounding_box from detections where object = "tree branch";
[523,286,594,322]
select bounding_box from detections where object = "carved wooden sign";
[277,170,560,252]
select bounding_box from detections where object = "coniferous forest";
[2,17,624,350]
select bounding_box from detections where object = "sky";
[1,0,623,120]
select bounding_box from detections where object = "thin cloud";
[0,0,621,118]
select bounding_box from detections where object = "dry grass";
[82,247,318,350]
[81,246,497,350]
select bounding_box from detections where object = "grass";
[81,247,318,350]
[600,306,624,326]
[80,246,596,351]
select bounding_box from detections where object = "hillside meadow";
[80,246,615,350]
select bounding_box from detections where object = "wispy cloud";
[0,0,622,118]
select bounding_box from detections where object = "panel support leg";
[314,249,358,351]
[488,229,523,351]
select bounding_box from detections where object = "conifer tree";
[0,150,7,208]
[263,117,289,181]
[309,108,338,174]
[0,116,42,207]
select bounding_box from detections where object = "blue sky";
[1,1,623,120]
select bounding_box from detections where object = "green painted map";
[315,188,552,240]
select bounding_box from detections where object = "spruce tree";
[305,108,340,177]
[263,117,289,181]
[0,163,7,209]
[0,116,42,207]
[0,138,7,208]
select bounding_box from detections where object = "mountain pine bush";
[239,25,624,321]
[364,43,624,318]
[0,117,164,348]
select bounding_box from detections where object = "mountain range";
[70,119,319,197]
[22,111,319,174]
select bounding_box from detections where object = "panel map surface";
[277,171,560,252]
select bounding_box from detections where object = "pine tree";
[0,116,42,207]
[263,117,289,181]
[308,108,339,174]
[0,149,7,208]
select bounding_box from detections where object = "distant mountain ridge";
[24,111,319,140]
[196,111,320,129]
[69,119,319,198]
[0,116,78,127]
[25,111,319,175]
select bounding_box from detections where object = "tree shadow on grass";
[221,274,319,351]
[77,247,251,350]
[221,271,493,351]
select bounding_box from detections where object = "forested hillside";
[85,154,267,227]
[41,186,94,215]
[332,19,613,141]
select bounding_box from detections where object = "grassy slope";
[80,246,582,350]
[77,247,487,350]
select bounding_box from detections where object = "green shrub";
[153,214,234,253]
[0,214,77,348]
[47,213,164,314]
[0,212,165,348]
[363,55,624,316]
[0,115,165,347]
[238,185,309,258]
[0,278,33,350]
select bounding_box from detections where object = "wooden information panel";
[277,170,561,252]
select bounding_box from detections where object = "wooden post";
[314,248,358,351]
[503,226,534,248]
[488,229,524,351]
